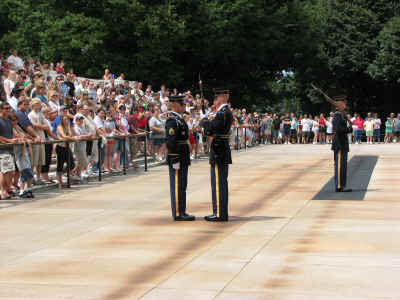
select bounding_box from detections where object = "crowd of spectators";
[247,111,400,146]
[0,49,399,199]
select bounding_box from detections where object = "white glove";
[172,162,180,170]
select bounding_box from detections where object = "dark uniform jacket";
[332,111,352,153]
[205,104,233,165]
[165,112,190,167]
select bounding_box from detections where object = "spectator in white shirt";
[312,116,319,144]
[301,114,311,144]
[7,49,24,71]
[3,70,17,101]
[149,108,166,161]
[373,113,382,143]
[48,90,61,112]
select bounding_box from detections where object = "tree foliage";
[1,0,400,113]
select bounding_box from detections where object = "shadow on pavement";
[229,216,283,222]
[312,155,378,201]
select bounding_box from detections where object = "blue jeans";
[355,129,363,142]
[119,139,130,167]
[373,129,381,140]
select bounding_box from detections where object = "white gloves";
[172,163,180,170]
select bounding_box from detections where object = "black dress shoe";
[204,215,228,222]
[175,214,195,221]
[335,188,353,193]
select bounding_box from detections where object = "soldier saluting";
[203,88,233,222]
[165,95,195,221]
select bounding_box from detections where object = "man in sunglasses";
[165,95,195,221]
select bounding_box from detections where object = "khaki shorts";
[75,150,89,168]
[89,141,98,163]
[30,144,45,167]
[129,136,139,159]
[0,153,16,174]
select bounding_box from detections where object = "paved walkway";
[0,144,399,299]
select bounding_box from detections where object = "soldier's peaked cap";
[169,95,185,103]
[214,88,230,95]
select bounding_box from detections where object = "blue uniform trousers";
[210,163,229,219]
[334,149,348,190]
[169,165,188,218]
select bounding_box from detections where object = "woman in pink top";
[353,115,364,144]
[318,113,326,144]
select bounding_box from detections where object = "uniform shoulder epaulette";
[166,113,182,126]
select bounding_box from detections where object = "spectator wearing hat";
[28,98,48,184]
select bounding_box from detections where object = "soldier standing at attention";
[204,89,233,222]
[331,97,353,192]
[165,95,195,221]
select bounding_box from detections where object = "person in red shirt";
[318,113,326,144]
[55,61,65,74]
[136,107,151,155]
[353,115,364,144]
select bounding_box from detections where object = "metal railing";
[0,132,149,189]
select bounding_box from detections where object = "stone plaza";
[0,144,399,299]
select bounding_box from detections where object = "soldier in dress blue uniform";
[331,97,353,192]
[165,95,195,221]
[203,88,233,222]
